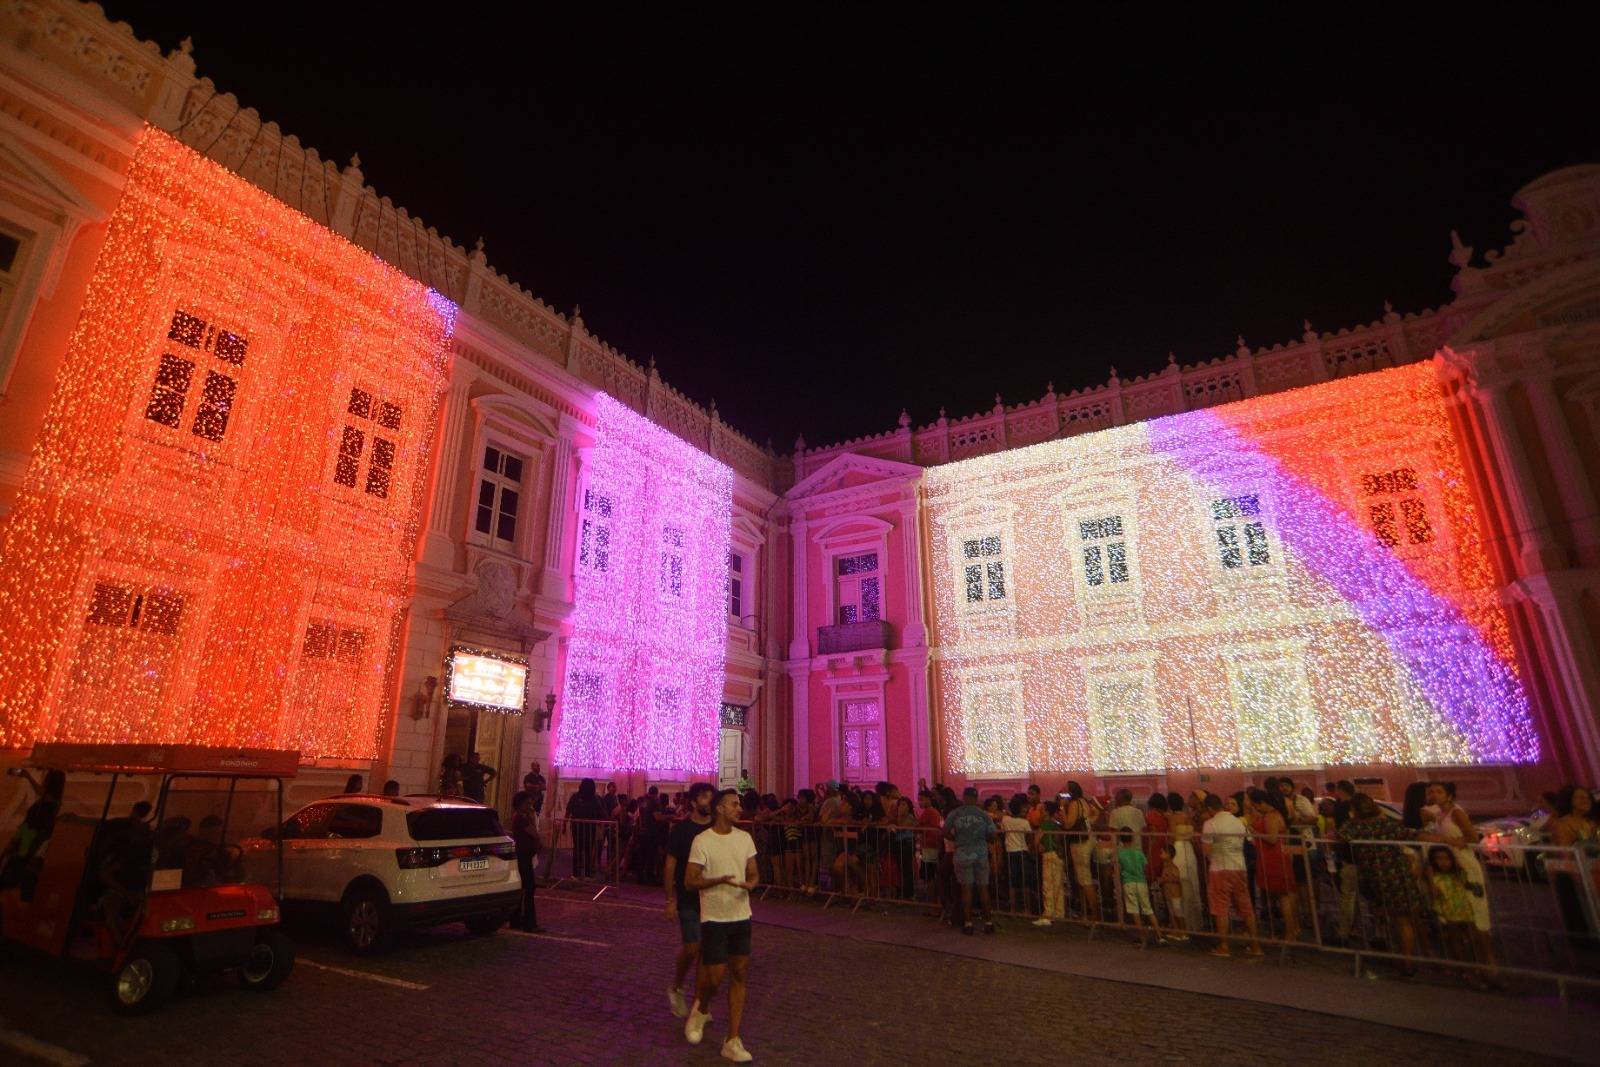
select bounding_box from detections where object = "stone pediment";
[785,452,923,501]
[1451,260,1600,345]
[444,558,553,645]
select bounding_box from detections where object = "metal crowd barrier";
[728,817,1600,1002]
[542,816,622,896]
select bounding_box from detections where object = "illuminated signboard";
[446,646,528,714]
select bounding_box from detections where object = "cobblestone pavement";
[0,892,1563,1067]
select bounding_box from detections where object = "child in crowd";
[1157,843,1188,941]
[1117,831,1166,945]
[1427,845,1485,986]
[1034,799,1067,926]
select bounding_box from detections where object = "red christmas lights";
[0,127,456,759]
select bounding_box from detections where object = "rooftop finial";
[1235,335,1249,358]
[1302,320,1318,342]
[177,36,193,56]
[794,433,808,453]
[1449,229,1474,269]
[898,408,911,429]
[1383,299,1400,323]
[348,152,361,170]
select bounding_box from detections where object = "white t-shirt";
[1001,815,1032,853]
[1203,811,1248,871]
[1108,804,1146,845]
[688,825,758,923]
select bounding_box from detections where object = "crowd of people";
[529,770,1598,986]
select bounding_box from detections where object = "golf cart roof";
[29,743,301,778]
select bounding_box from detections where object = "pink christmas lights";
[555,395,733,774]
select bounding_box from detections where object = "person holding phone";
[683,788,760,1063]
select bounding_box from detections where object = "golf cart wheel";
[464,912,506,937]
[343,886,391,954]
[239,929,296,991]
[111,941,181,1014]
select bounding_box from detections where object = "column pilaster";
[423,374,473,568]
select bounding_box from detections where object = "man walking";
[944,786,997,935]
[684,788,759,1063]
[664,782,715,1019]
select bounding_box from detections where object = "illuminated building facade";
[1,1,1597,817]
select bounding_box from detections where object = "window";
[1077,515,1130,586]
[835,552,881,624]
[1211,495,1270,569]
[279,803,335,840]
[301,620,370,665]
[659,526,685,598]
[63,580,187,731]
[85,581,185,635]
[962,684,1027,776]
[289,619,372,756]
[727,551,744,619]
[840,698,883,784]
[1362,467,1432,547]
[1234,661,1320,767]
[1088,677,1163,772]
[960,534,1007,606]
[474,445,525,546]
[578,488,614,573]
[567,671,602,708]
[334,386,402,500]
[142,308,248,444]
[327,804,384,839]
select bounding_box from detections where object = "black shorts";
[699,919,752,965]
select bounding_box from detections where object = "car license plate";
[459,857,489,872]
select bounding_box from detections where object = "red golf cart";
[0,743,298,1013]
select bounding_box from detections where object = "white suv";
[246,794,520,953]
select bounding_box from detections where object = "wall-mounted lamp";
[533,689,556,733]
[411,675,439,721]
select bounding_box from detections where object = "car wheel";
[111,941,181,1014]
[464,913,506,937]
[239,929,296,991]
[343,887,391,954]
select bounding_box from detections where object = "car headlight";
[256,907,279,922]
[161,916,197,933]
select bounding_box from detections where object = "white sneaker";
[668,986,688,1018]
[684,1006,711,1045]
[1031,917,1052,927]
[721,1037,753,1062]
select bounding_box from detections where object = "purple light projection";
[555,394,733,774]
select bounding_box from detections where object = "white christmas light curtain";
[924,361,1539,775]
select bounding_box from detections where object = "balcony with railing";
[816,619,893,654]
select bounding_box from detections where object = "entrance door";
[719,728,744,788]
[840,698,883,786]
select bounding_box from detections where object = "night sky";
[104,5,1598,452]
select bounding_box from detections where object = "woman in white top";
[1167,791,1205,934]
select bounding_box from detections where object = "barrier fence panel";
[543,817,620,890]
[717,817,1600,993]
